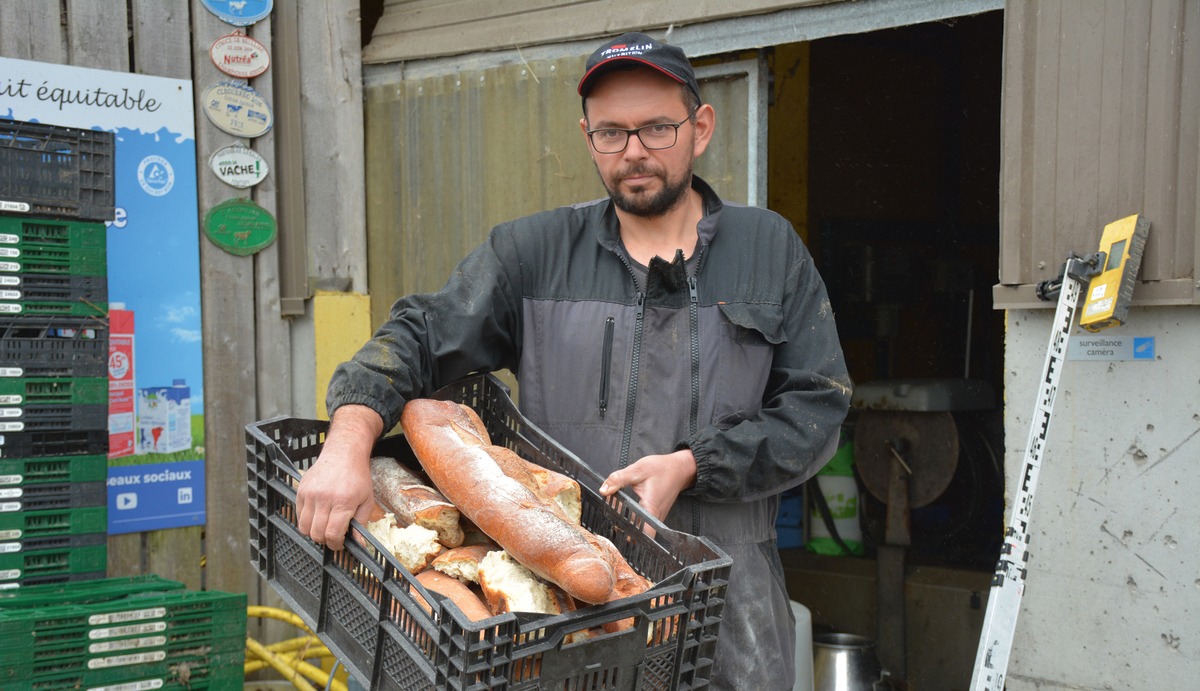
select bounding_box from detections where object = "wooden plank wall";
[995,0,1199,307]
[1,0,367,649]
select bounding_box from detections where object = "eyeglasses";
[586,115,693,154]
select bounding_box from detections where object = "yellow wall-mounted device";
[1079,214,1150,332]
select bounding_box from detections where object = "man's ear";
[580,116,598,161]
[691,103,716,157]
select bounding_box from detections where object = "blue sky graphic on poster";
[0,57,205,534]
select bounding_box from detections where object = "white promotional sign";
[209,144,269,188]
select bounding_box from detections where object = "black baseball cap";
[578,32,701,104]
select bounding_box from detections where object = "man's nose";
[623,131,651,158]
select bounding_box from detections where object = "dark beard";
[605,163,693,218]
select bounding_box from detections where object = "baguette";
[370,456,464,548]
[415,569,494,623]
[596,535,653,634]
[402,399,616,604]
[455,405,583,522]
[486,445,583,525]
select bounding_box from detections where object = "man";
[297,31,851,690]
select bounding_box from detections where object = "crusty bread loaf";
[595,535,654,634]
[402,399,616,604]
[431,543,495,584]
[415,569,494,623]
[485,445,583,525]
[454,406,583,523]
[370,456,464,548]
[365,515,444,574]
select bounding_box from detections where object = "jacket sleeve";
[686,239,852,502]
[325,225,523,431]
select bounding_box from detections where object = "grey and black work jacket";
[328,176,852,690]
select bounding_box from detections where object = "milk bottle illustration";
[137,379,192,454]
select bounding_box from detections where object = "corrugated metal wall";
[364,55,591,326]
[362,52,759,330]
[995,0,1200,307]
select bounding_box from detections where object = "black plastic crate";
[0,273,107,306]
[0,402,106,433]
[0,120,115,222]
[0,317,108,378]
[0,428,107,458]
[0,480,106,513]
[246,373,731,691]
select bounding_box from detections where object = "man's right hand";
[296,404,384,551]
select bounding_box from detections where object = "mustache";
[618,163,662,180]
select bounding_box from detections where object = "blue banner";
[1,57,204,535]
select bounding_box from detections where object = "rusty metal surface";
[854,410,958,508]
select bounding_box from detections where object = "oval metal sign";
[210,32,270,79]
[201,0,273,27]
[209,144,269,189]
[202,82,273,138]
[203,198,277,256]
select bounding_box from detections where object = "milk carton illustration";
[137,379,192,454]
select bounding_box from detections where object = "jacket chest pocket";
[710,302,786,428]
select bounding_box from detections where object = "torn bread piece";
[431,543,496,584]
[478,550,592,644]
[366,514,444,574]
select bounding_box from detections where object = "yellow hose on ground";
[245,606,348,691]
[244,644,334,676]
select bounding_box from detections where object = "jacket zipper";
[687,274,701,530]
[687,275,700,437]
[618,291,645,469]
[599,316,615,419]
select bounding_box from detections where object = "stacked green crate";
[0,578,246,689]
[0,120,114,590]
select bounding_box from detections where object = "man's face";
[581,67,713,218]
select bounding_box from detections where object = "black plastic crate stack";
[0,574,247,690]
[0,120,114,589]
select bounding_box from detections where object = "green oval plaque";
[203,198,276,256]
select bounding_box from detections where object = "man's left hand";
[599,448,697,523]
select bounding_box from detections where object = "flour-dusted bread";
[454,404,583,523]
[401,399,616,604]
[370,455,464,548]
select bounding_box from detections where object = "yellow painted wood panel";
[314,291,373,419]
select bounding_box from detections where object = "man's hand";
[599,448,697,524]
[296,404,383,551]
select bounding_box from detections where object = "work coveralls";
[329,176,852,690]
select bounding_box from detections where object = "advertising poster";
[0,57,206,534]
